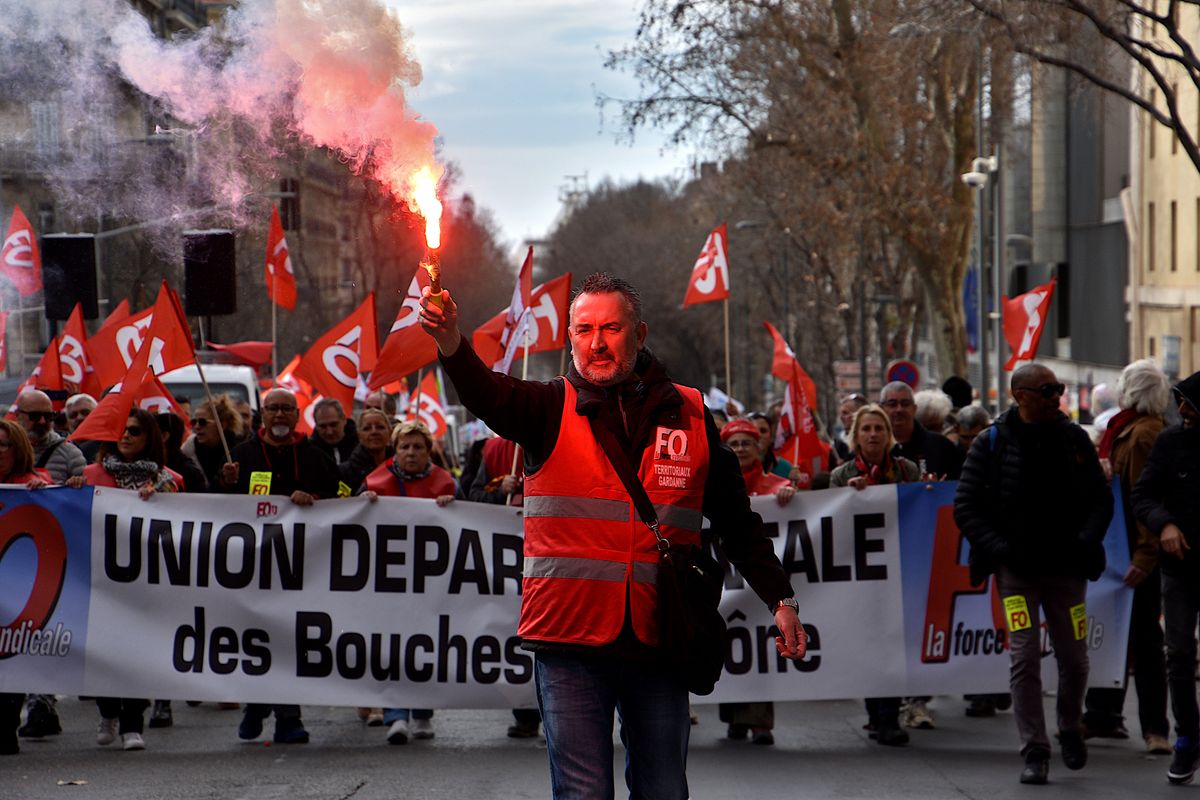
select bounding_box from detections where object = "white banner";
[0,483,1132,706]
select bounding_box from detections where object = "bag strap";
[36,439,64,470]
[584,415,667,551]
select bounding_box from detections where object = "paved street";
[0,694,1186,799]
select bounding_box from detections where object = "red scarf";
[1098,408,1140,460]
[853,451,900,486]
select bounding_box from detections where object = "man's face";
[1012,368,1064,423]
[569,292,647,387]
[235,400,253,432]
[261,391,299,442]
[881,389,915,440]
[313,406,346,445]
[958,423,986,451]
[1180,397,1200,428]
[66,400,95,432]
[17,394,54,443]
[839,399,864,433]
[364,393,384,413]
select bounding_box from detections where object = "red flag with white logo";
[1,205,42,297]
[370,273,437,390]
[97,299,131,332]
[494,247,535,375]
[133,372,192,434]
[764,321,819,412]
[682,224,730,306]
[68,333,156,443]
[209,341,274,369]
[472,273,572,368]
[59,304,102,397]
[408,371,447,439]
[295,294,378,412]
[85,283,194,389]
[763,321,825,485]
[12,339,64,409]
[265,205,297,310]
[1003,279,1056,370]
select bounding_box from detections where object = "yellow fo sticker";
[249,471,273,496]
[1003,596,1032,632]
[337,481,352,498]
[1070,603,1088,640]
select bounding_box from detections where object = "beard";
[574,349,637,387]
[269,424,292,440]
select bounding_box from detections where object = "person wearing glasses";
[12,390,86,742]
[182,394,247,489]
[218,387,339,745]
[66,408,182,751]
[954,363,1112,785]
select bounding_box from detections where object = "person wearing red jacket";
[419,272,805,800]
[362,420,460,743]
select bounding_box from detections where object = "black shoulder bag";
[587,417,727,695]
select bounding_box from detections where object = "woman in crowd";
[830,404,920,746]
[0,421,51,756]
[716,418,796,745]
[1083,359,1172,753]
[341,408,394,495]
[749,411,793,480]
[182,394,245,489]
[361,421,460,744]
[67,408,181,751]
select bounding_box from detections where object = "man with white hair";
[65,393,101,463]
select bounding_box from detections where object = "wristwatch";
[773,598,799,614]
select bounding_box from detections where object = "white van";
[159,364,261,411]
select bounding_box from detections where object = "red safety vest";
[520,380,709,647]
[363,460,456,499]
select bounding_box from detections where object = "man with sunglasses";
[12,390,87,741]
[1133,370,1200,784]
[955,363,1111,785]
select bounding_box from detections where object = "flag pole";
[271,295,278,378]
[193,351,233,463]
[506,342,530,506]
[723,297,732,401]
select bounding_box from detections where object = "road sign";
[885,359,920,388]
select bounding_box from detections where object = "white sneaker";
[386,720,408,745]
[903,699,935,729]
[121,732,145,751]
[410,718,434,740]
[97,718,118,746]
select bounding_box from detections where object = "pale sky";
[391,0,694,250]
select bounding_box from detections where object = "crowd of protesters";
[4,352,1200,789]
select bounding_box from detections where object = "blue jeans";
[534,651,689,800]
[383,708,433,724]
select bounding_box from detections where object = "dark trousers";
[1084,567,1169,738]
[1163,572,1200,739]
[243,703,302,725]
[96,698,149,735]
[864,697,901,725]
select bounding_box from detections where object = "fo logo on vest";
[654,427,691,463]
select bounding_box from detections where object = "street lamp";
[960,152,1004,415]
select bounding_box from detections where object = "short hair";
[914,390,953,431]
[65,393,97,410]
[570,272,643,324]
[941,376,973,410]
[392,420,434,452]
[1092,382,1118,413]
[849,404,896,454]
[1010,363,1052,390]
[195,393,244,437]
[840,393,868,409]
[0,420,35,477]
[98,408,166,468]
[357,408,392,431]
[879,381,914,402]
[312,397,345,420]
[956,404,992,431]
[1117,358,1171,416]
[365,391,398,416]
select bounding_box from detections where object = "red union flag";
[408,371,447,439]
[472,273,572,368]
[370,272,437,390]
[0,311,8,372]
[86,283,195,389]
[682,224,730,306]
[264,205,297,310]
[1003,279,1056,370]
[12,338,64,407]
[295,294,379,411]
[275,354,316,435]
[763,321,826,485]
[68,332,157,443]
[1,205,42,297]
[59,304,102,397]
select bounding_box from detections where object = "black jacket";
[223,432,340,499]
[309,420,358,465]
[1132,371,1200,578]
[894,421,964,480]
[954,408,1112,585]
[440,339,794,654]
[340,444,392,494]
